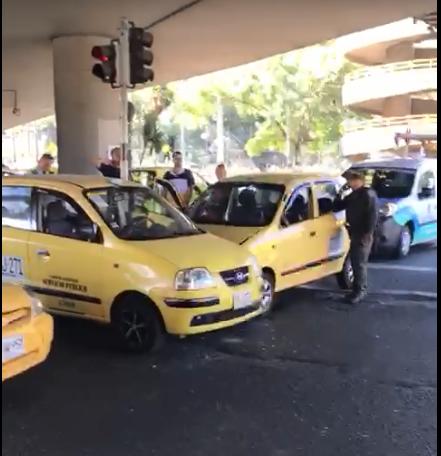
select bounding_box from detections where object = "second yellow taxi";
[188,172,353,312]
[2,174,263,352]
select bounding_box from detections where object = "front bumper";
[372,215,402,255]
[152,280,264,336]
[2,313,54,382]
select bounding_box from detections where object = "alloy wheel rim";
[346,262,354,284]
[261,279,273,312]
[121,310,149,346]
[401,230,411,256]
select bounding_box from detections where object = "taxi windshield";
[86,186,201,241]
[351,168,416,199]
[189,182,285,227]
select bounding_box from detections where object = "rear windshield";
[189,182,285,227]
[350,168,416,199]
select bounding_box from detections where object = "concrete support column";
[382,41,415,118]
[53,36,121,174]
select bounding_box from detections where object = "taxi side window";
[282,185,313,226]
[2,186,34,231]
[417,170,436,199]
[315,182,338,216]
[36,190,97,242]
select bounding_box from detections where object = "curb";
[300,285,438,302]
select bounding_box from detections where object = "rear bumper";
[2,313,54,382]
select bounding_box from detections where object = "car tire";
[394,225,412,259]
[261,271,276,315]
[336,256,354,290]
[112,297,164,353]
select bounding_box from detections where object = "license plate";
[2,335,24,363]
[233,290,253,310]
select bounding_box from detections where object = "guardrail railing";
[344,114,437,133]
[345,58,437,83]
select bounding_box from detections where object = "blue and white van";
[347,157,437,258]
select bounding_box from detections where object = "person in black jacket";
[334,170,378,304]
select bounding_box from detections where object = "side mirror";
[77,222,100,242]
[419,187,435,199]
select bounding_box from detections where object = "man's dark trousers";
[349,233,374,293]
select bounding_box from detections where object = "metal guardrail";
[345,58,437,82]
[344,114,438,133]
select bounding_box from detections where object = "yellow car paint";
[193,172,350,293]
[2,175,263,346]
[2,284,53,382]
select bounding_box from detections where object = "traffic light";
[91,44,117,83]
[129,27,154,85]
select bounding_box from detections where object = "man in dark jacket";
[334,170,378,304]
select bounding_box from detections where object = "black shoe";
[347,291,367,305]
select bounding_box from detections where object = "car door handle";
[36,249,50,258]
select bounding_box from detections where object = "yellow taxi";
[2,284,53,381]
[2,175,263,352]
[188,172,353,312]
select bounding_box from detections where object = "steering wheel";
[119,215,155,238]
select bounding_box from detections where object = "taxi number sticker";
[2,256,24,281]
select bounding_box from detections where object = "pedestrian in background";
[97,147,121,179]
[164,151,195,206]
[215,163,227,182]
[31,153,55,175]
[333,170,378,304]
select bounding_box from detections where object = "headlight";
[250,256,262,278]
[31,297,44,317]
[379,203,397,217]
[175,268,215,290]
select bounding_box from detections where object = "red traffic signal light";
[91,44,117,83]
[129,28,154,85]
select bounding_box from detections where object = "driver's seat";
[45,201,75,238]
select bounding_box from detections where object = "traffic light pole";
[118,18,131,181]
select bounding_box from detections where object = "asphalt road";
[315,243,437,296]
[2,245,437,456]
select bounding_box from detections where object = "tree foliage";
[129,42,359,165]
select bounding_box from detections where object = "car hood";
[131,233,253,272]
[2,284,31,314]
[196,225,263,245]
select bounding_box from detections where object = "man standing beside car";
[333,170,378,304]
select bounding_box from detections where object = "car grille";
[220,266,249,287]
[2,308,30,328]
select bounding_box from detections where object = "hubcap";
[261,279,273,312]
[121,310,148,346]
[401,230,411,256]
[346,261,354,284]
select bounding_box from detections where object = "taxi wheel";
[112,298,164,353]
[336,256,354,290]
[261,272,276,315]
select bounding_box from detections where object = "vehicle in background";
[2,175,263,353]
[187,173,352,312]
[347,157,437,258]
[2,284,53,382]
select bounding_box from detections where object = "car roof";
[2,174,137,190]
[222,171,339,186]
[350,157,434,171]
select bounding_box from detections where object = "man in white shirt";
[163,151,195,206]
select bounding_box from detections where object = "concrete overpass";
[2,0,437,173]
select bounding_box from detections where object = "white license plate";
[2,335,24,363]
[233,290,253,310]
